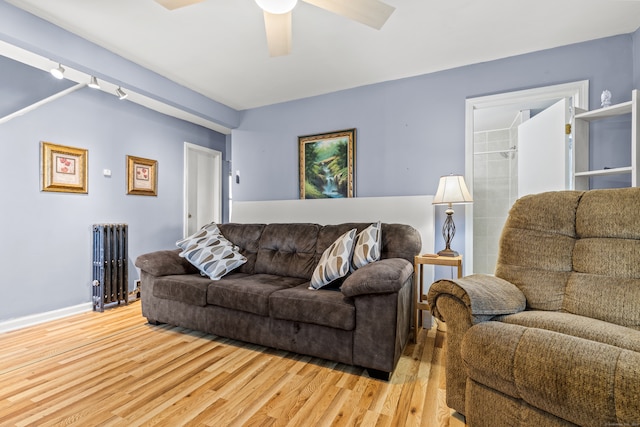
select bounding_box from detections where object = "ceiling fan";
[155,0,395,57]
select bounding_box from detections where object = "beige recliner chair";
[428,187,640,426]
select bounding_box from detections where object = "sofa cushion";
[379,223,422,262]
[576,187,640,240]
[269,284,356,330]
[207,274,307,316]
[499,310,640,352]
[351,221,382,271]
[562,271,640,330]
[218,223,265,274]
[254,223,319,279]
[310,228,357,290]
[462,321,640,427]
[153,274,211,307]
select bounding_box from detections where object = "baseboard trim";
[0,303,93,334]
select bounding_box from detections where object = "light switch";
[103,169,112,177]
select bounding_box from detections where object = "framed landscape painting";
[298,129,356,199]
[41,141,88,194]
[127,155,157,196]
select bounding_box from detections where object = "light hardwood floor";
[0,301,463,426]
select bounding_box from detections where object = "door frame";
[464,80,589,274]
[183,142,222,237]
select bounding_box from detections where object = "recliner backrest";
[495,190,582,311]
[566,188,640,329]
[495,187,640,329]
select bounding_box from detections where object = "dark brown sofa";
[428,187,640,426]
[135,222,421,379]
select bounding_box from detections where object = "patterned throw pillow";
[351,221,382,271]
[309,228,357,290]
[176,222,223,251]
[177,223,247,280]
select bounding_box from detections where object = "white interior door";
[184,143,222,237]
[517,98,572,198]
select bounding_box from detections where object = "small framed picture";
[41,141,88,194]
[127,155,157,196]
[298,129,356,199]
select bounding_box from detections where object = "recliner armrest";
[341,258,413,297]
[135,249,199,277]
[427,274,526,324]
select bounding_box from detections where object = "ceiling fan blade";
[302,0,395,30]
[263,11,292,57]
[155,0,205,10]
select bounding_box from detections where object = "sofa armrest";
[134,249,199,277]
[341,258,413,298]
[427,274,526,324]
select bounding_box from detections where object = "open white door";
[517,98,572,198]
[184,143,222,237]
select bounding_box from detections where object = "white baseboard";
[0,303,93,334]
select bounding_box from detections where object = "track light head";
[88,76,101,89]
[50,63,65,79]
[115,87,128,100]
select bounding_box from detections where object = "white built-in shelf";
[574,166,633,177]
[574,101,632,121]
[572,89,638,189]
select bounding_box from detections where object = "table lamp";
[432,174,473,256]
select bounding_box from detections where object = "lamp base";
[437,248,459,257]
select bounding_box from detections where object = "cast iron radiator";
[92,223,128,312]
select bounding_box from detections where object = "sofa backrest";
[219,222,422,280]
[217,223,266,274]
[495,187,640,329]
[254,223,320,279]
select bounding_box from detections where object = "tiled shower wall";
[473,119,521,274]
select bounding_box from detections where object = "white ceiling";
[6,0,640,111]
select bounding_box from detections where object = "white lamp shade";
[433,175,473,205]
[255,0,297,14]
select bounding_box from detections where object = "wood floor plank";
[0,301,461,426]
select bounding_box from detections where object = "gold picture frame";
[127,155,157,196]
[41,141,88,194]
[298,129,356,199]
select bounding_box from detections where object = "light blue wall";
[232,34,637,257]
[0,1,239,322]
[0,66,226,322]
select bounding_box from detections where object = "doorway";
[183,142,222,237]
[464,81,589,274]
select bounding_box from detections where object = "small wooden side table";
[414,254,463,341]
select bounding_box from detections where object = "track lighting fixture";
[88,76,101,89]
[115,87,128,100]
[50,63,65,79]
